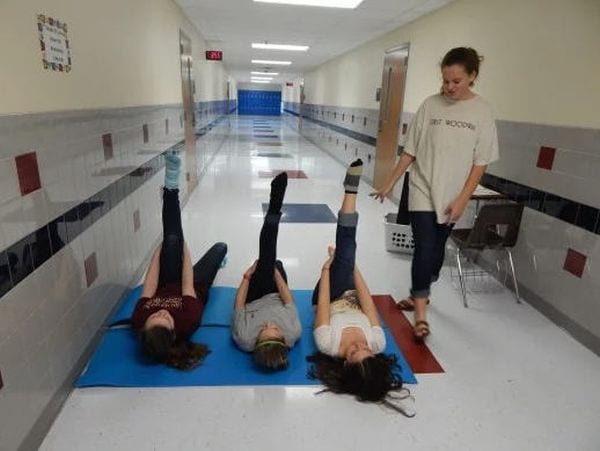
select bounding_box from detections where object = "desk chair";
[450,203,524,307]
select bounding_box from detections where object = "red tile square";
[15,152,42,195]
[537,146,556,170]
[84,252,98,287]
[286,170,307,179]
[143,124,149,143]
[563,248,587,278]
[133,209,141,232]
[373,295,444,374]
[102,133,113,160]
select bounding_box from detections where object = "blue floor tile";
[262,203,337,223]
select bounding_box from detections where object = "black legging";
[246,212,288,303]
[158,188,227,298]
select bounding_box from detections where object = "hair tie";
[255,340,286,349]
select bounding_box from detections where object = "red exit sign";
[286,82,294,87]
[206,50,223,61]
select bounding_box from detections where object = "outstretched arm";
[354,267,380,327]
[141,245,161,298]
[234,262,255,311]
[314,257,332,327]
[274,267,294,304]
[370,152,415,202]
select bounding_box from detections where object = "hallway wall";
[0,1,234,449]
[302,0,599,128]
[289,0,600,354]
[0,0,233,113]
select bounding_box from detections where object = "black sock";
[268,172,288,214]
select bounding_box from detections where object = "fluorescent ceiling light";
[252,43,309,51]
[252,59,292,65]
[252,80,271,84]
[251,71,279,75]
[253,0,363,8]
[251,77,274,81]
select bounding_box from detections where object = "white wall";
[0,0,232,114]
[237,82,282,92]
[282,78,303,103]
[303,0,600,128]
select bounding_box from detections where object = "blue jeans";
[312,212,358,304]
[410,211,453,298]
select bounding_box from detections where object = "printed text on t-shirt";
[430,118,476,130]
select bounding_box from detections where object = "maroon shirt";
[131,283,205,340]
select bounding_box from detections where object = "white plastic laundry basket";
[384,213,414,254]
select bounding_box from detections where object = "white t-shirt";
[404,94,499,224]
[313,294,386,356]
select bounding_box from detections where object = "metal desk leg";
[506,248,521,303]
[455,248,468,308]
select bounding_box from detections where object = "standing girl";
[372,47,499,341]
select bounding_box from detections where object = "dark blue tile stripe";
[284,109,377,147]
[0,113,232,300]
[481,173,600,234]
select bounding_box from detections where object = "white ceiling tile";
[177,0,454,82]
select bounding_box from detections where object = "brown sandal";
[413,320,430,342]
[397,297,431,311]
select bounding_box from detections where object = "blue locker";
[238,90,281,116]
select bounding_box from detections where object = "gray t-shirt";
[404,94,499,223]
[232,292,302,352]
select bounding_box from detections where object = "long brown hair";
[141,326,210,371]
[307,352,414,416]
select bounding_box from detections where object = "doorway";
[373,45,409,188]
[179,30,198,195]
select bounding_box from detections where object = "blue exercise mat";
[77,327,318,387]
[79,286,417,387]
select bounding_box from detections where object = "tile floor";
[40,116,600,451]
